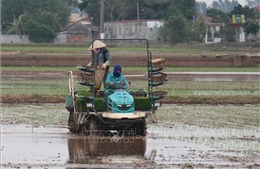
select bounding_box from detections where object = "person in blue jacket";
[104,64,129,106]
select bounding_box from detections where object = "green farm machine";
[65,39,167,136]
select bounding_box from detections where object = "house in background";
[55,15,92,43]
[256,18,260,39]
[254,6,260,40]
[205,22,222,43]
[229,14,246,42]
[54,7,99,43]
[104,20,163,43]
[229,6,260,42]
[196,15,222,43]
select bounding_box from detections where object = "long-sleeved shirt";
[90,48,111,68]
[105,73,128,91]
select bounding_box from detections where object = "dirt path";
[1,50,260,67]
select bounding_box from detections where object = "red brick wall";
[66,35,84,43]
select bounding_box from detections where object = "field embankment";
[1,44,259,104]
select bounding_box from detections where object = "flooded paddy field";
[1,103,259,168]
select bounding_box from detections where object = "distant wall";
[53,33,93,43]
[104,20,163,42]
[2,54,259,67]
[206,42,260,48]
[1,33,94,44]
[1,35,31,43]
[1,34,259,48]
[166,56,260,67]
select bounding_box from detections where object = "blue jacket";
[105,72,128,91]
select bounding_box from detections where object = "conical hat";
[88,40,106,50]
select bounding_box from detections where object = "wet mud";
[1,124,260,169]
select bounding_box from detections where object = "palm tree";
[6,15,23,38]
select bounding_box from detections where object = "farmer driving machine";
[65,39,167,136]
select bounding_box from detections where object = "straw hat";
[88,40,106,50]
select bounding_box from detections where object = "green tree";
[137,0,169,20]
[191,20,206,42]
[164,4,182,20]
[6,15,23,37]
[104,0,129,21]
[225,26,236,41]
[169,0,196,21]
[1,0,25,31]
[243,20,260,38]
[163,3,194,44]
[78,0,169,25]
[164,0,197,21]
[1,0,70,43]
[206,8,230,23]
[159,25,171,43]
[20,11,59,43]
[67,0,79,7]
[167,15,192,43]
[229,4,255,19]
[161,0,199,44]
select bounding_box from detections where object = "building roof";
[66,22,91,32]
[196,15,212,22]
[229,22,244,27]
[205,22,222,26]
[105,19,163,23]
[255,6,260,12]
[69,14,90,24]
[196,15,222,26]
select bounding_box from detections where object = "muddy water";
[1,125,259,168]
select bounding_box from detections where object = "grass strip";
[1,66,259,72]
[2,94,259,105]
[1,46,213,53]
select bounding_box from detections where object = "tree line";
[1,0,259,43]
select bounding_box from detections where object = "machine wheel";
[135,120,147,136]
[68,121,78,133]
[89,118,99,136]
[80,123,90,135]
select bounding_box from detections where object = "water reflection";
[67,136,147,164]
[3,126,249,168]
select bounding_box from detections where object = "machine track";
[89,117,99,136]
[135,119,147,136]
